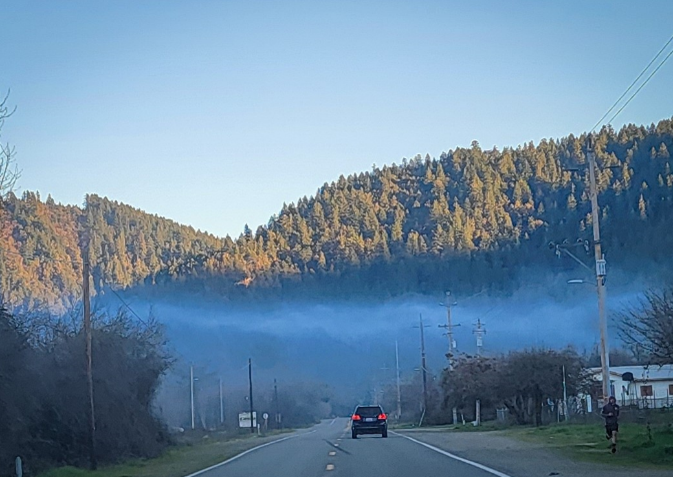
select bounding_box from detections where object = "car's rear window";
[356,406,382,417]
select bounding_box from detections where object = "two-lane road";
[190,418,509,477]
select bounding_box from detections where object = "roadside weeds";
[37,430,294,477]
[506,422,673,468]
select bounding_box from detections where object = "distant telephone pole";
[439,291,460,425]
[248,358,254,433]
[415,314,429,413]
[439,291,459,369]
[274,378,280,429]
[395,341,402,421]
[82,240,97,470]
[473,319,486,356]
[190,365,195,430]
[219,377,224,425]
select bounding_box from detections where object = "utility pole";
[274,378,280,429]
[562,365,569,421]
[587,134,611,400]
[416,314,429,413]
[82,248,97,470]
[473,319,486,356]
[190,365,195,430]
[378,364,390,406]
[439,291,460,425]
[439,291,459,369]
[219,377,224,426]
[395,341,402,421]
[248,358,254,434]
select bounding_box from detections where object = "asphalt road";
[189,418,510,477]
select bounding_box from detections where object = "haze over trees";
[2,119,673,310]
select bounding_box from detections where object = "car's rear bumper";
[352,424,386,433]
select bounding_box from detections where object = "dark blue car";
[351,405,388,439]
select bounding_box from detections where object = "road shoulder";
[395,428,673,477]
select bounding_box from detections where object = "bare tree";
[618,287,673,366]
[0,90,20,201]
[495,348,586,426]
[442,349,587,426]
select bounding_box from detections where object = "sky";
[2,0,673,238]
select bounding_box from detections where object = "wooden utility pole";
[395,341,402,421]
[439,291,458,369]
[219,377,224,426]
[418,315,428,413]
[82,249,97,470]
[439,291,459,424]
[473,319,486,357]
[586,135,611,400]
[248,358,254,433]
[274,378,280,429]
[190,365,195,430]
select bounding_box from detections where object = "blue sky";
[2,0,673,237]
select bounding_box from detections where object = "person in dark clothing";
[601,396,620,452]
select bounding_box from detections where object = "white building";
[589,365,673,409]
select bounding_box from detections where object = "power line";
[591,32,673,132]
[108,287,150,327]
[605,47,673,126]
[1,246,150,327]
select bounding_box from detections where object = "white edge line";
[392,432,513,477]
[184,430,316,477]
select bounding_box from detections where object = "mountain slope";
[0,194,223,310]
[1,119,673,310]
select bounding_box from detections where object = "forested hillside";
[2,119,673,310]
[0,194,224,310]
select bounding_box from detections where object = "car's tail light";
[378,413,387,420]
[352,414,361,421]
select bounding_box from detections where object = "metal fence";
[620,395,673,409]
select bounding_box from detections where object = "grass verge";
[37,430,293,477]
[505,422,673,468]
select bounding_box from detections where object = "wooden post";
[82,248,97,470]
[586,135,610,400]
[248,358,254,433]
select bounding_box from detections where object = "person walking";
[601,396,620,453]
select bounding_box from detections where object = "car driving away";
[351,405,388,439]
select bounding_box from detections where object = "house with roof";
[588,365,673,409]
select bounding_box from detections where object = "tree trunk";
[504,395,527,425]
[534,390,542,427]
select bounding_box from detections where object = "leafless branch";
[617,287,673,366]
[0,89,20,200]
